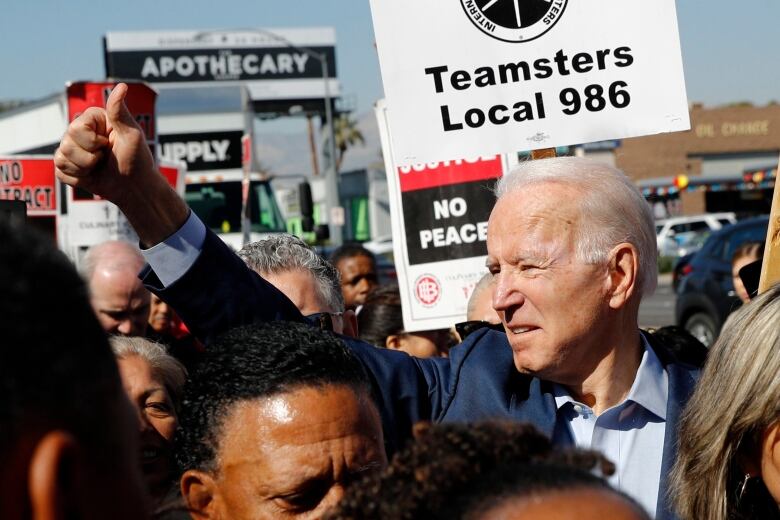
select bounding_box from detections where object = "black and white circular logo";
[460,0,568,43]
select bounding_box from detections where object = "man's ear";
[385,335,402,351]
[342,309,359,338]
[607,243,639,309]
[28,430,81,520]
[759,421,780,488]
[181,469,219,519]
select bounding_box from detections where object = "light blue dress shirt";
[552,336,668,518]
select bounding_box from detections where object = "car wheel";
[684,312,717,347]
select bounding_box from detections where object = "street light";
[193,28,342,245]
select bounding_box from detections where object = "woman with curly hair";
[671,284,780,520]
[327,421,649,519]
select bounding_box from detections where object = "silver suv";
[656,213,736,257]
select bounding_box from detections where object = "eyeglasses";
[304,312,343,333]
[454,320,505,341]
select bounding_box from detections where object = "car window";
[722,224,769,262]
[670,223,689,234]
[689,221,710,232]
[655,224,664,235]
[717,218,733,227]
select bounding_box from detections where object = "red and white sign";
[376,99,514,331]
[0,156,57,215]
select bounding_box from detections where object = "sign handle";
[531,148,557,160]
[758,157,780,294]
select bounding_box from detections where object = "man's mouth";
[509,326,537,335]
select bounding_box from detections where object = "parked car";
[656,212,736,257]
[675,216,769,346]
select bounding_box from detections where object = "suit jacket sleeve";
[140,227,451,452]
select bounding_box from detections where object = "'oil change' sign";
[369,0,690,165]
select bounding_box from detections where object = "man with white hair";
[54,84,697,519]
[237,235,355,335]
[82,240,150,336]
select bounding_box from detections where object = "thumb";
[105,83,140,135]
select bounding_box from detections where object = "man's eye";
[274,485,329,513]
[145,402,172,416]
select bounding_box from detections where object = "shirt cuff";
[141,211,206,287]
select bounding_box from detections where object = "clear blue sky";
[1,0,779,110]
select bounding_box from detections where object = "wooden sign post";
[758,157,780,294]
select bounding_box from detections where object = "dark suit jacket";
[141,228,698,520]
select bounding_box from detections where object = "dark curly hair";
[327,421,647,520]
[174,321,371,475]
[329,243,376,269]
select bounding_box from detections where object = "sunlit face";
[117,355,178,501]
[486,183,613,385]
[477,488,647,520]
[337,256,378,309]
[732,255,759,303]
[759,422,780,507]
[187,385,386,519]
[90,268,151,336]
[148,294,173,334]
[263,269,344,334]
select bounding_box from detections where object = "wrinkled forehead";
[487,183,583,259]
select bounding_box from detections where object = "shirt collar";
[552,334,668,420]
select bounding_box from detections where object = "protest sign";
[369,0,690,166]
[759,153,780,293]
[376,99,515,331]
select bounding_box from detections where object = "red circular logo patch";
[415,274,442,307]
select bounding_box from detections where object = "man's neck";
[565,326,644,416]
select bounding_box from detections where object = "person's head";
[238,234,351,334]
[0,221,148,519]
[488,157,656,383]
[111,336,187,502]
[176,322,386,519]
[148,293,174,334]
[467,273,501,323]
[671,284,780,520]
[358,285,452,358]
[82,240,151,336]
[731,241,765,303]
[327,421,648,520]
[329,244,378,309]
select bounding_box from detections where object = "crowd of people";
[1,82,778,520]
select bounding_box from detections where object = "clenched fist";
[54,82,156,206]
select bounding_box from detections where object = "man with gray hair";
[237,234,356,336]
[81,240,151,336]
[54,87,698,519]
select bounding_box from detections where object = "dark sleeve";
[140,227,454,453]
[140,228,304,345]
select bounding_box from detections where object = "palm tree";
[322,113,365,173]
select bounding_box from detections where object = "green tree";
[322,113,365,173]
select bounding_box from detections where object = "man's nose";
[492,273,524,312]
[117,319,133,335]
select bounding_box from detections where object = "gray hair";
[80,240,145,282]
[110,336,188,411]
[496,157,657,296]
[670,284,780,520]
[237,234,344,312]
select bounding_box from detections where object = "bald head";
[82,241,150,336]
[467,273,501,323]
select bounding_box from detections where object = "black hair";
[357,284,403,348]
[174,321,371,474]
[329,243,376,268]
[327,421,648,520]
[0,220,123,467]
